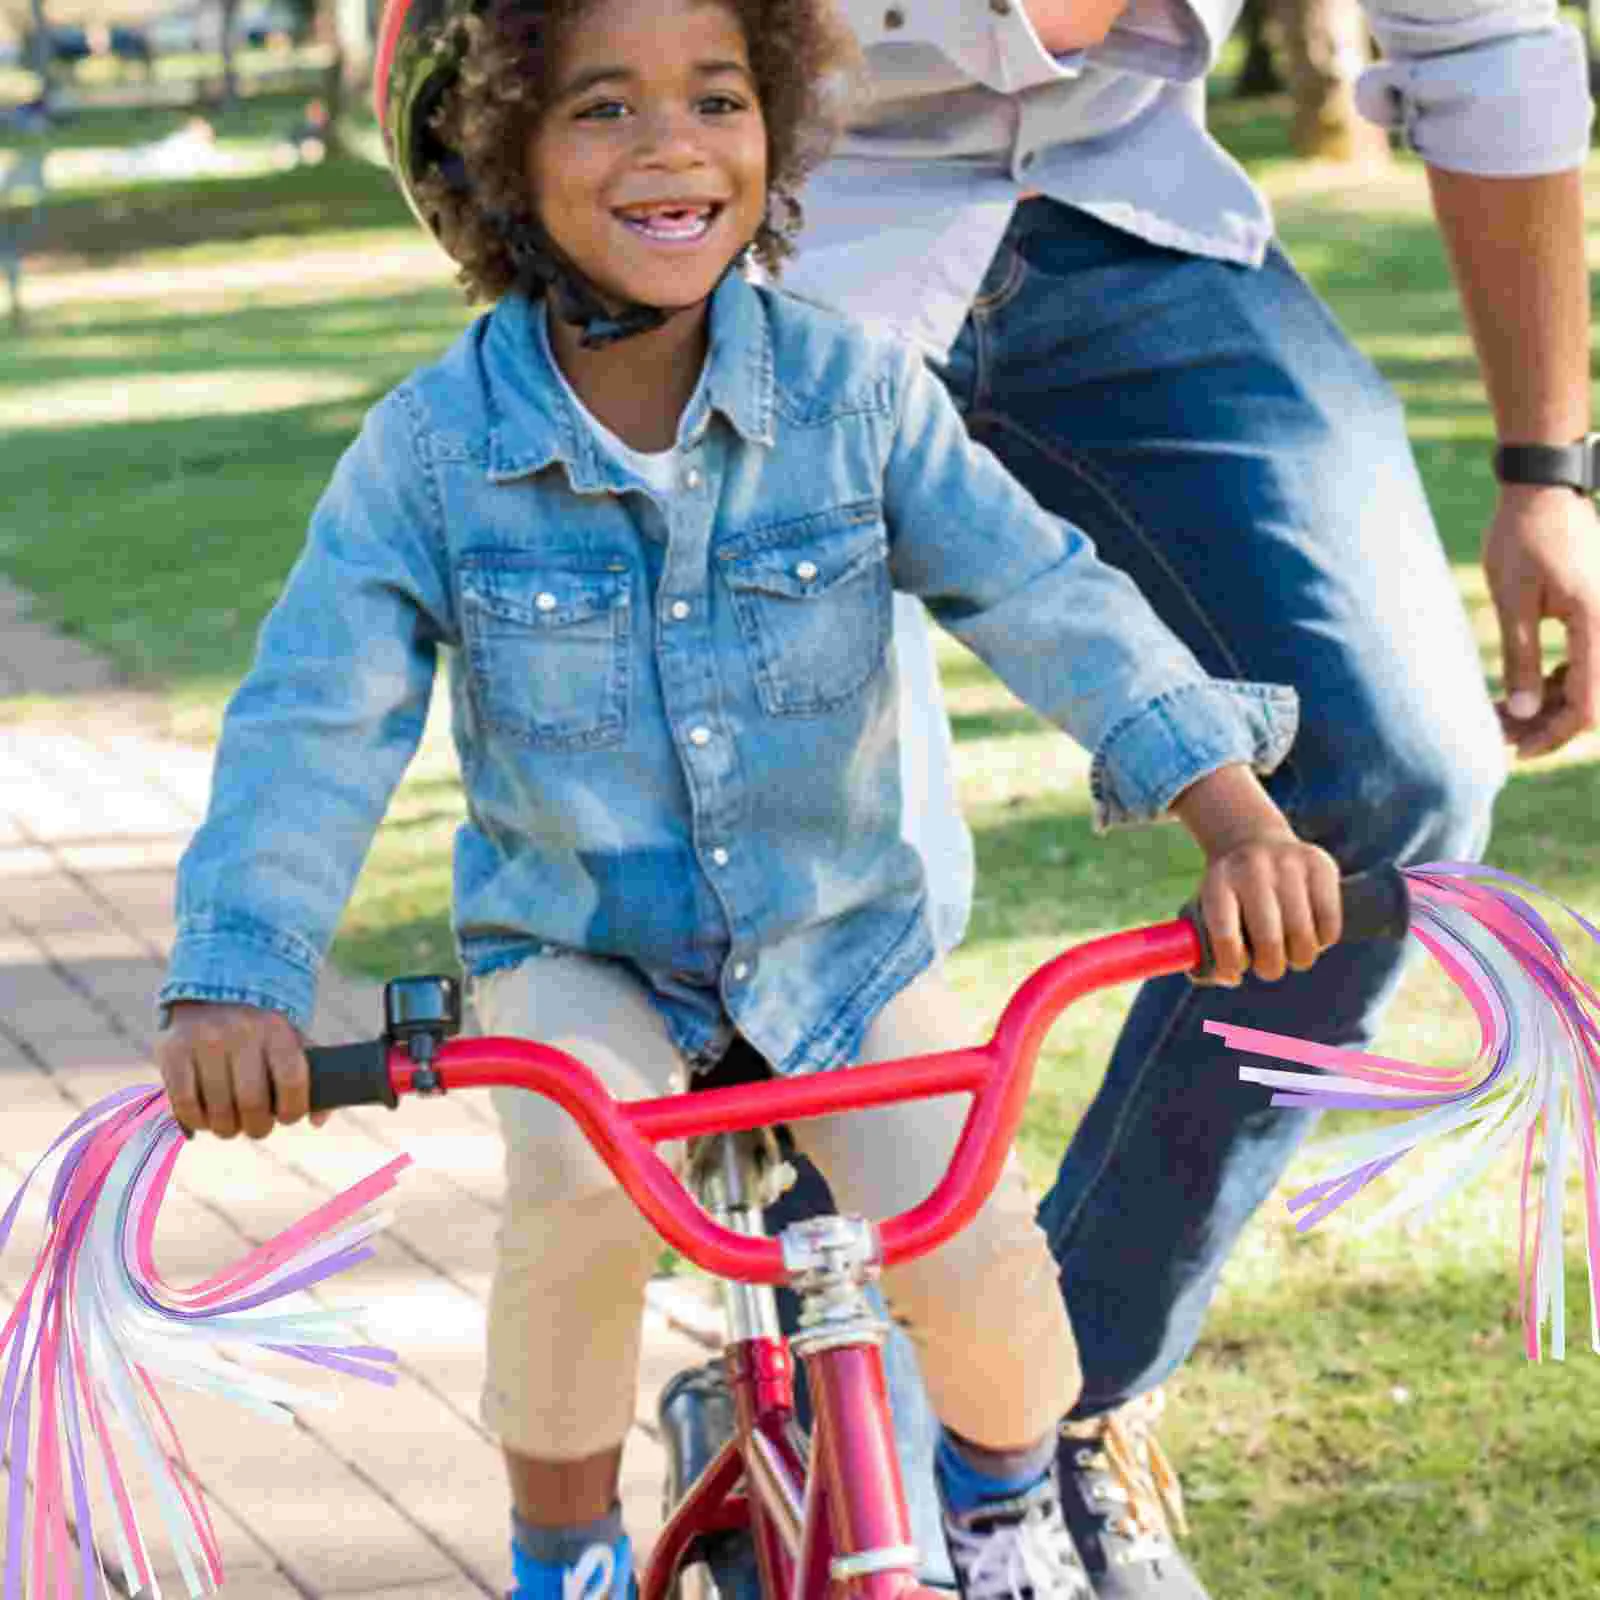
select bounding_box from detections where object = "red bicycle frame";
[369,918,1204,1600]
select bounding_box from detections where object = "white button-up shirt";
[780,0,1592,954]
[783,0,1593,361]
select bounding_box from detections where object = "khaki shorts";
[476,955,1080,1459]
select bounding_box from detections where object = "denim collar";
[482,269,776,487]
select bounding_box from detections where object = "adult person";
[752,2,1600,1595]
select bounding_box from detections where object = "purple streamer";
[131,1243,380,1321]
[58,1309,104,1600]
[1,1084,410,1591]
[262,1343,402,1385]
[4,1349,34,1600]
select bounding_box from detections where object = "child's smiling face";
[526,0,768,318]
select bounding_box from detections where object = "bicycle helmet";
[373,0,686,347]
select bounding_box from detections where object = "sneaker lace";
[947,1496,1091,1600]
[1063,1390,1188,1564]
[563,1544,617,1600]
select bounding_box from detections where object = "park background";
[3,3,1600,1594]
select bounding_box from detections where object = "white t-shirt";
[547,333,698,494]
[891,592,975,954]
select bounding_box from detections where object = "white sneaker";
[939,1472,1095,1600]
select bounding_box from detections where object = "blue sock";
[511,1505,632,1600]
[935,1429,1054,1515]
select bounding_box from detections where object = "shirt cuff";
[986,3,1090,90]
[1355,24,1593,176]
[1089,680,1299,834]
[159,913,321,1033]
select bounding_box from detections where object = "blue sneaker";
[509,1529,634,1600]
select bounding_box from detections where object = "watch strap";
[1493,435,1599,494]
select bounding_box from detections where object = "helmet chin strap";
[545,252,670,350]
[503,212,749,351]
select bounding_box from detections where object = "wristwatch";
[1492,433,1600,495]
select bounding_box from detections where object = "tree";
[1271,0,1391,164]
[1234,0,1284,98]
[333,0,376,116]
[216,0,241,105]
[308,0,344,129]
[27,0,51,110]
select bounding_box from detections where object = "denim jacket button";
[710,847,730,866]
[683,466,704,491]
[794,560,819,582]
[669,600,691,621]
[688,725,712,747]
[535,591,557,612]
[731,961,751,981]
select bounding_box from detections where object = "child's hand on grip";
[156,1001,333,1140]
[1193,833,1342,985]
[1169,762,1342,986]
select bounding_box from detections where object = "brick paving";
[0,580,724,1596]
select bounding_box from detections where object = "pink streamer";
[1205,862,1600,1361]
[1,1088,410,1594]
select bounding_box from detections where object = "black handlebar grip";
[1337,864,1412,943]
[305,1040,398,1112]
[1183,863,1410,983]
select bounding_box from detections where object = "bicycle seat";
[692,1035,774,1092]
[691,1036,795,1153]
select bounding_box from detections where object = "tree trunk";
[28,0,51,112]
[218,0,241,106]
[1234,0,1283,98]
[309,0,345,130]
[335,0,375,116]
[1271,0,1391,164]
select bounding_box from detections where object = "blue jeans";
[769,198,1505,1576]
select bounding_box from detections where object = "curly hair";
[414,0,861,303]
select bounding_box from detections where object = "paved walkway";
[0,580,724,1597]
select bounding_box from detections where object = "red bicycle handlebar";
[307,866,1409,1285]
[375,919,1203,1285]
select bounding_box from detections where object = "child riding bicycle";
[154,1,1341,1596]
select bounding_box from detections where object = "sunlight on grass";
[1406,412,1495,442]
[1388,379,1495,407]
[23,240,455,315]
[1362,333,1483,365]
[39,142,287,194]
[0,367,369,430]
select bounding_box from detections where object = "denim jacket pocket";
[717,499,891,716]
[460,556,631,749]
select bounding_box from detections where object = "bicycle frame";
[647,1125,935,1600]
[345,916,1205,1600]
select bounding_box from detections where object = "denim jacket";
[160,269,1298,1075]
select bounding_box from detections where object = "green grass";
[5,90,1600,1596]
[2,91,318,152]
[0,45,334,116]
[0,273,471,723]
[10,150,413,261]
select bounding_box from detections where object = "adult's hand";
[1483,482,1600,759]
